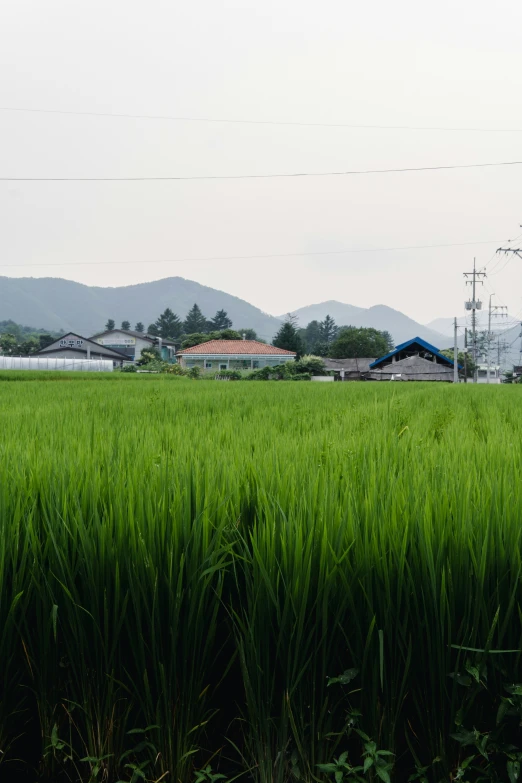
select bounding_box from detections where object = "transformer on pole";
[463,258,485,383]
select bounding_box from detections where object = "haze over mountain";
[0,277,478,348]
[0,277,459,348]
[426,314,517,336]
[286,301,449,348]
[0,276,283,340]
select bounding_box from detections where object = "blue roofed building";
[367,337,458,382]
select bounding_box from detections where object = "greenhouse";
[0,356,113,372]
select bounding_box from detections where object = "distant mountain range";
[0,276,283,340]
[0,276,471,350]
[286,301,450,348]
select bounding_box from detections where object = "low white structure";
[0,356,113,372]
[476,363,502,384]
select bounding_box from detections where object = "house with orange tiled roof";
[177,339,296,372]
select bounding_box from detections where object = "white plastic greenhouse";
[0,356,114,372]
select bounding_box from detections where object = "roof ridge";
[178,339,296,356]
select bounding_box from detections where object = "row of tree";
[103,309,395,360]
[273,315,395,358]
[0,320,58,355]
[104,305,239,340]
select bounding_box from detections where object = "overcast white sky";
[1,0,521,324]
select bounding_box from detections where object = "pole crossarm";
[496,248,522,259]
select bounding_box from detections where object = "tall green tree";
[309,342,330,357]
[105,319,115,332]
[121,320,131,330]
[154,308,183,339]
[329,327,390,359]
[19,337,39,355]
[272,317,304,357]
[319,315,338,344]
[38,334,54,350]
[302,320,332,354]
[0,334,18,355]
[303,320,321,351]
[134,322,145,333]
[210,310,233,330]
[147,323,160,336]
[381,330,395,353]
[183,304,208,334]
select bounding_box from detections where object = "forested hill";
[0,276,283,339]
[286,300,448,348]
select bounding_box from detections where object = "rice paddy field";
[1,373,522,783]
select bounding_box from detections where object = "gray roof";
[35,345,127,360]
[89,328,177,345]
[367,355,454,381]
[36,333,127,360]
[323,358,376,373]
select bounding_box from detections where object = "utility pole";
[453,317,459,383]
[496,224,522,260]
[497,337,510,366]
[464,328,468,382]
[464,258,486,383]
[486,294,507,383]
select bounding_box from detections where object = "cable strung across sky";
[0,238,509,268]
[2,106,522,134]
[2,160,522,182]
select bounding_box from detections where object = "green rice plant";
[0,377,521,781]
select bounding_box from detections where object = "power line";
[483,248,506,274]
[489,253,514,277]
[3,106,522,134]
[2,160,522,182]
[0,238,505,269]
[486,233,522,274]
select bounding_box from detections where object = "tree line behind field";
[105,307,396,359]
[0,309,396,361]
[273,314,395,359]
[104,305,261,347]
[0,320,59,356]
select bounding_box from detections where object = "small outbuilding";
[476,363,501,384]
[90,329,178,363]
[367,337,457,382]
[323,358,377,380]
[35,333,127,366]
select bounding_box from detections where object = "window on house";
[220,363,227,370]
[205,362,213,369]
[253,360,259,368]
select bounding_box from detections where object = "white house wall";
[94,331,151,362]
[180,355,295,371]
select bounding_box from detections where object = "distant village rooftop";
[177,340,296,371]
[178,340,295,356]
